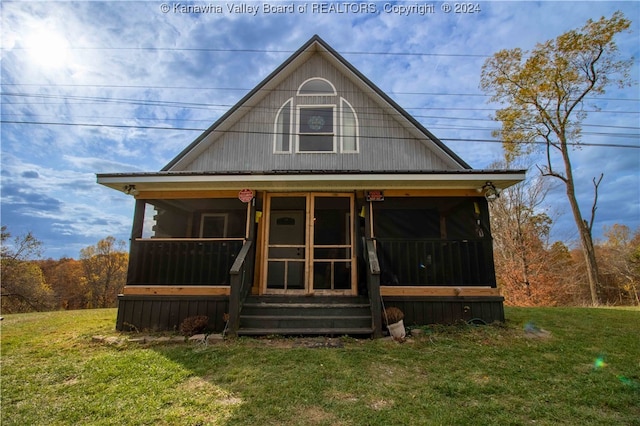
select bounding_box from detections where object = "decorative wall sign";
[238,188,254,203]
[366,190,384,202]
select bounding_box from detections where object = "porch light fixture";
[123,184,139,196]
[481,182,500,202]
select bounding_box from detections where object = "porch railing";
[375,238,496,286]
[127,239,244,285]
[227,240,254,336]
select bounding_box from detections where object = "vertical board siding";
[116,295,504,332]
[383,297,505,326]
[180,53,460,173]
[116,296,230,332]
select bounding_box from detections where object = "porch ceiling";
[97,170,526,194]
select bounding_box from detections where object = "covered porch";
[97,170,524,335]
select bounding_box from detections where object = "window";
[200,214,228,238]
[273,78,358,154]
[274,99,292,153]
[297,78,336,95]
[341,99,358,153]
[298,106,335,152]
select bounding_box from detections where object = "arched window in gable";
[274,98,292,153]
[273,78,358,154]
[341,99,358,153]
[297,78,336,96]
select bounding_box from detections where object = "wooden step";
[237,295,374,337]
[236,327,375,336]
[240,315,372,329]
[243,302,369,309]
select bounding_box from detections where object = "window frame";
[296,77,337,96]
[340,98,359,153]
[272,78,359,155]
[199,213,228,238]
[296,104,337,153]
[273,98,293,154]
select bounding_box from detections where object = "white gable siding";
[177,54,461,173]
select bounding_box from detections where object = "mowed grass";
[1,307,639,425]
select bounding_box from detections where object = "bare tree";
[480,12,633,304]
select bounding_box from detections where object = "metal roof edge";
[98,169,526,179]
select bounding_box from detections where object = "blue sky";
[1,1,639,259]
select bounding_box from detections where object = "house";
[97,35,525,337]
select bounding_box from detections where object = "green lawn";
[1,307,639,425]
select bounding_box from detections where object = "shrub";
[383,306,404,324]
[179,315,209,336]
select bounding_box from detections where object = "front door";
[263,193,356,295]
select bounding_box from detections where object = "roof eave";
[97,170,526,194]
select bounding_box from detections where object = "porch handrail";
[365,239,382,338]
[228,240,254,337]
[230,240,253,274]
[366,239,381,275]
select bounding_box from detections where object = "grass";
[1,307,639,425]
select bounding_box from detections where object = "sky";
[1,0,639,259]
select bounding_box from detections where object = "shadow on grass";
[148,310,640,426]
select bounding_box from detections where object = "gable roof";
[162,35,471,172]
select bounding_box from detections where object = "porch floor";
[237,295,375,337]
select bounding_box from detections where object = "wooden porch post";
[127,199,145,285]
[364,201,382,338]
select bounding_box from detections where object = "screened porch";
[126,197,250,286]
[368,196,496,289]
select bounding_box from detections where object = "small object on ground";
[524,321,551,338]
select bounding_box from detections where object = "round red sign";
[238,189,254,203]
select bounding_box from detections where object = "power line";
[2,120,638,149]
[9,45,492,58]
[2,109,638,137]
[3,111,637,131]
[3,93,638,118]
[2,85,638,103]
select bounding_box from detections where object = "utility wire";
[3,111,637,131]
[3,93,638,117]
[2,85,638,103]
[9,45,493,58]
[2,115,637,137]
[2,120,637,149]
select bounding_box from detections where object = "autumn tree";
[39,257,88,310]
[80,236,128,308]
[489,168,557,305]
[597,224,640,305]
[0,226,55,313]
[547,241,586,305]
[480,12,633,305]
